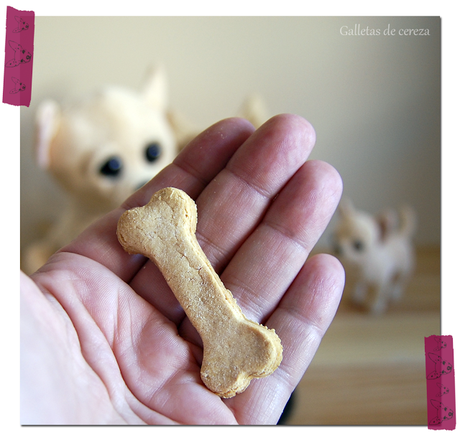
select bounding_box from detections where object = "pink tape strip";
[3,6,35,107]
[425,335,456,430]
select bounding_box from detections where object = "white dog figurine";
[22,66,178,274]
[331,199,416,314]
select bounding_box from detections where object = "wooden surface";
[283,246,440,425]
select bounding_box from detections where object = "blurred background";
[20,16,440,425]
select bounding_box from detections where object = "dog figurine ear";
[338,197,354,217]
[142,64,168,111]
[237,94,269,129]
[375,208,397,242]
[167,109,200,151]
[35,100,61,170]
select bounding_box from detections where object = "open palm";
[21,114,344,425]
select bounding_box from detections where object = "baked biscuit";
[117,187,283,398]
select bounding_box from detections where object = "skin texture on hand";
[20,114,344,425]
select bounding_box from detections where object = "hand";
[21,114,344,425]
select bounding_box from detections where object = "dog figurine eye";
[353,240,364,251]
[100,157,122,177]
[145,142,162,163]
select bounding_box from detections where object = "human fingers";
[221,159,343,323]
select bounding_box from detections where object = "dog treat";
[117,187,283,398]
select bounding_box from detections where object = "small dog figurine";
[331,199,416,314]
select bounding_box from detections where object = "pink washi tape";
[3,6,35,107]
[425,335,456,430]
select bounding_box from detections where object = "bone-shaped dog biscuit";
[117,187,283,398]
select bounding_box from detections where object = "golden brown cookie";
[117,187,282,398]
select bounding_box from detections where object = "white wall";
[20,16,440,250]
